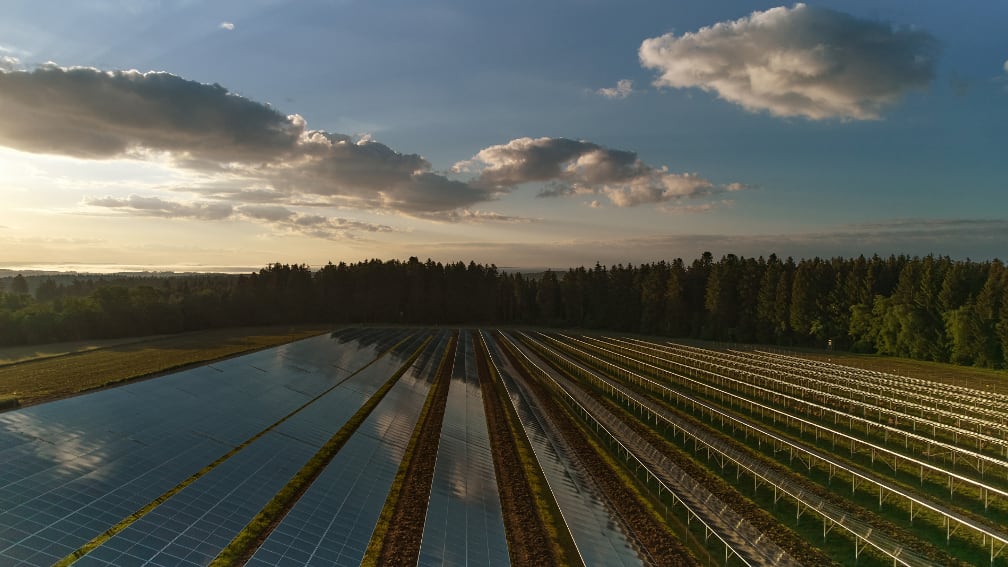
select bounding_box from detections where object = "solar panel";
[0,332,392,567]
[247,349,433,566]
[487,332,644,566]
[73,337,426,566]
[417,332,510,567]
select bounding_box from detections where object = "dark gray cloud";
[0,64,491,215]
[0,55,17,72]
[0,65,301,160]
[455,136,743,207]
[639,4,939,120]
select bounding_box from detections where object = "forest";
[1,252,1006,368]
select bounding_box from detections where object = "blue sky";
[0,1,1005,271]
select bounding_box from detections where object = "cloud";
[219,21,235,31]
[0,65,301,160]
[639,4,939,120]
[0,64,493,215]
[0,55,18,72]
[85,195,233,220]
[455,137,742,208]
[0,62,742,229]
[237,206,395,240]
[415,208,535,223]
[1003,59,1008,73]
[83,195,393,239]
[596,79,633,99]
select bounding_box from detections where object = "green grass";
[795,350,1008,391]
[0,335,178,365]
[0,325,332,407]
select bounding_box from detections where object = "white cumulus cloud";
[455,137,743,208]
[639,4,939,120]
[596,79,633,99]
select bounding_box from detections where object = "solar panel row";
[247,336,438,566]
[417,332,510,567]
[482,331,644,567]
[0,331,402,567]
[72,331,430,566]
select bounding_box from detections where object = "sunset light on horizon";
[1,1,1005,272]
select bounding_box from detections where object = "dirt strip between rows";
[370,332,457,566]
[476,332,561,567]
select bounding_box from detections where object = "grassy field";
[657,334,1008,392]
[0,325,333,408]
[790,350,1008,392]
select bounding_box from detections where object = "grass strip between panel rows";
[476,331,584,567]
[209,332,434,567]
[361,331,457,567]
[54,331,419,567]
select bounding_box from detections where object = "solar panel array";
[482,331,644,566]
[246,333,444,566]
[0,331,402,567]
[71,332,428,566]
[417,332,510,567]
[534,331,1008,566]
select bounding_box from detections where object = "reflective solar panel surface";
[417,332,510,567]
[246,333,446,567]
[484,332,645,566]
[72,333,424,566]
[0,330,397,567]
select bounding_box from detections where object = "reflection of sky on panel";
[418,332,509,567]
[486,332,645,566]
[76,331,427,567]
[0,332,382,567]
[247,335,436,567]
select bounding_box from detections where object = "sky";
[0,0,1005,272]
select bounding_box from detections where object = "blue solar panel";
[0,332,395,567]
[247,342,435,566]
[417,332,510,567]
[485,332,645,566]
[74,335,426,566]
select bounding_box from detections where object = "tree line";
[1,253,1006,367]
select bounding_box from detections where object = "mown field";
[0,325,332,408]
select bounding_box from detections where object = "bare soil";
[374,334,456,565]
[476,332,558,567]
